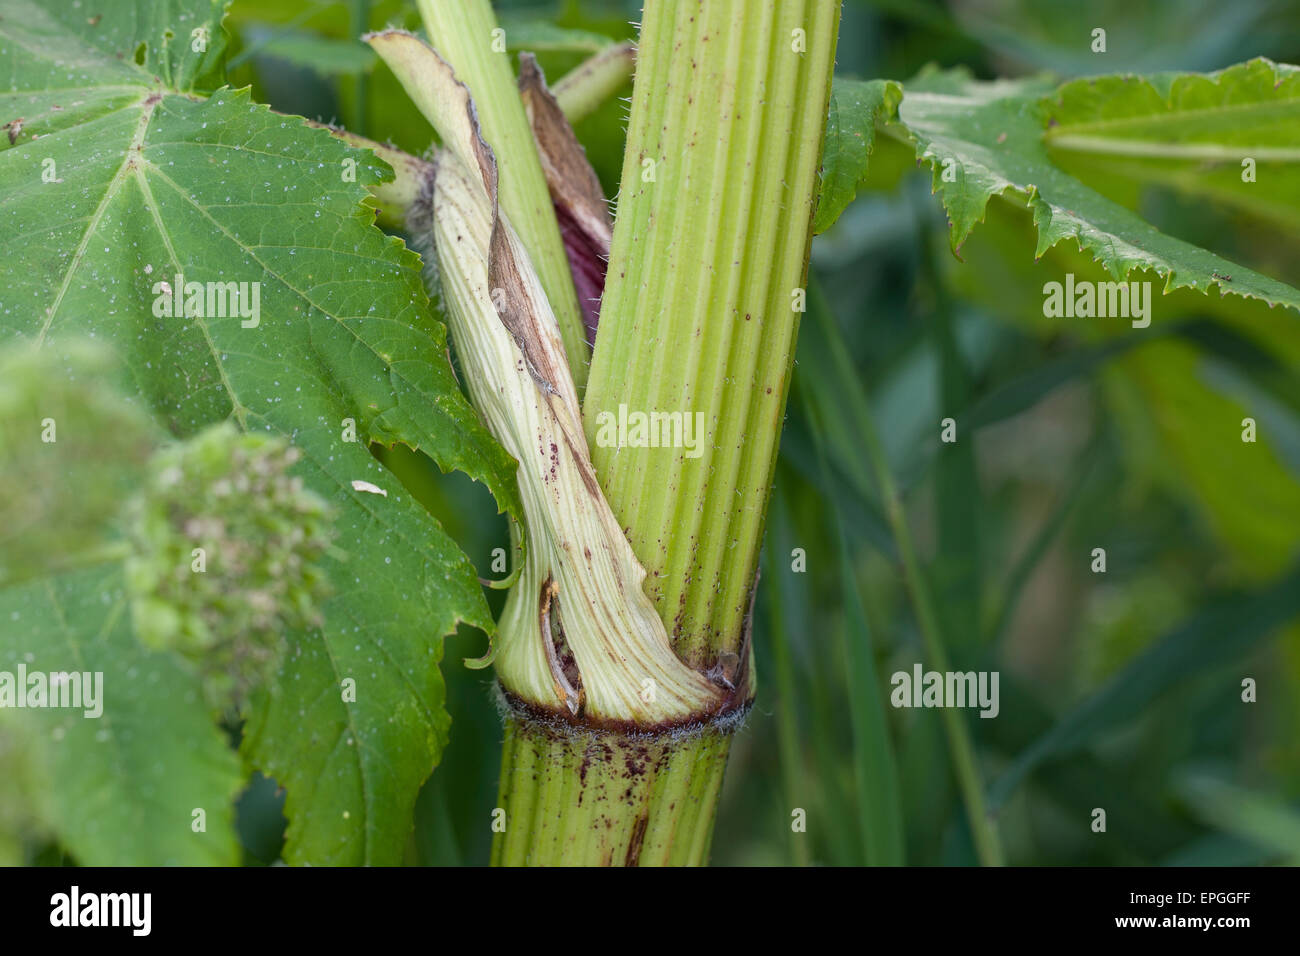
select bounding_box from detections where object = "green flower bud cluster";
[125,422,335,709]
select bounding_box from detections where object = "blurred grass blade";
[921,213,982,655]
[990,563,1300,808]
[965,331,1169,433]
[985,432,1103,645]
[794,285,883,503]
[779,420,897,557]
[764,470,860,866]
[800,278,1003,865]
[804,404,905,865]
[761,483,814,867]
[833,533,907,865]
[981,673,1197,859]
[497,17,617,54]
[239,26,376,76]
[1175,772,1300,864]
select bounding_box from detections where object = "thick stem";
[365,35,741,866]
[491,708,735,866]
[582,0,841,669]
[489,0,840,865]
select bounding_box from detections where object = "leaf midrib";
[1046,135,1300,163]
[35,92,158,347]
[1047,97,1300,139]
[131,157,250,430]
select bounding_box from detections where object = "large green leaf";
[0,565,244,865]
[895,60,1300,311]
[1044,58,1300,229]
[0,0,521,864]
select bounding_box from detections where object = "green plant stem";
[762,500,812,866]
[583,0,841,669]
[985,434,1100,645]
[417,0,589,386]
[491,714,732,866]
[348,0,371,136]
[805,401,905,865]
[487,1,840,865]
[551,41,635,123]
[870,429,1004,866]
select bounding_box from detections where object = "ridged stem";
[491,712,733,866]
[487,0,840,864]
[582,0,841,668]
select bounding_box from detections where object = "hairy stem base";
[490,706,739,866]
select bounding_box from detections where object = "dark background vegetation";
[226,0,1300,865]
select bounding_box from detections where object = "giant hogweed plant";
[0,0,1297,866]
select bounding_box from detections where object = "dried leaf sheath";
[368,31,728,725]
[519,54,614,343]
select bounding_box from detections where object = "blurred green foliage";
[93,0,1300,865]
[0,343,156,588]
